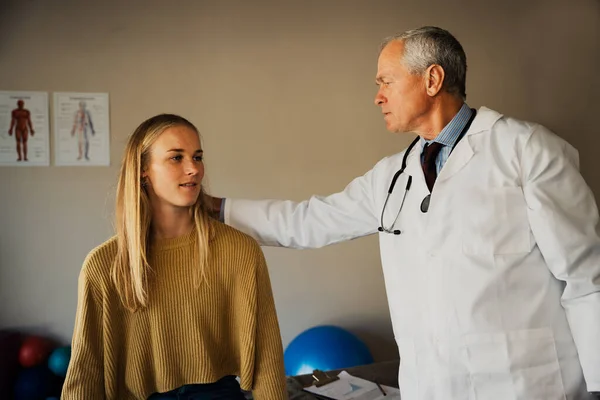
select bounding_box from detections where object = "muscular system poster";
[0,91,50,166]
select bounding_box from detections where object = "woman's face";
[142,125,204,212]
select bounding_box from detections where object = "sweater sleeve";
[251,249,287,400]
[62,264,106,399]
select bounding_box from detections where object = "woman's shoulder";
[85,235,118,261]
[80,235,118,280]
[210,220,263,255]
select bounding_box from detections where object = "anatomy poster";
[54,92,110,166]
[0,91,50,166]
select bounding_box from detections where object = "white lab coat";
[224,107,600,399]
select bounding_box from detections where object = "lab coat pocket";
[463,187,531,255]
[464,328,566,400]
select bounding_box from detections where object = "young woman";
[62,114,286,399]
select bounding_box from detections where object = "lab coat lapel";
[436,137,474,184]
[436,107,503,185]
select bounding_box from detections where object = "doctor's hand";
[205,194,224,221]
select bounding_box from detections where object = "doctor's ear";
[425,64,445,97]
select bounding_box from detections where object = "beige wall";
[0,0,598,362]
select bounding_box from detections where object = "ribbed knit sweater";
[61,221,286,399]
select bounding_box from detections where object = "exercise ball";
[0,330,23,397]
[48,346,71,377]
[13,366,51,400]
[19,336,53,368]
[44,371,66,399]
[284,325,374,376]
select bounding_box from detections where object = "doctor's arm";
[214,165,383,249]
[521,126,600,393]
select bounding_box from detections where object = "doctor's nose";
[375,91,386,106]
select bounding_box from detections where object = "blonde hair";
[113,114,213,312]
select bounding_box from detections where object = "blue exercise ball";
[284,325,374,376]
[13,366,51,400]
[48,346,71,377]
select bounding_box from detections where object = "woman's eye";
[193,156,203,162]
[171,155,183,161]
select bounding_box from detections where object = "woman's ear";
[140,169,149,187]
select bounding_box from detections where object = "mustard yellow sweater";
[62,221,286,399]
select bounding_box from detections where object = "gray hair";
[380,26,467,100]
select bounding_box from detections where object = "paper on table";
[303,371,401,400]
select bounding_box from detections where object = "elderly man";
[211,26,600,399]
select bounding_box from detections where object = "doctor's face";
[375,40,430,134]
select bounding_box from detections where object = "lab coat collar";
[467,107,504,136]
[404,106,504,187]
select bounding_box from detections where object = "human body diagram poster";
[54,92,110,166]
[0,91,50,166]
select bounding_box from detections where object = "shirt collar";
[420,103,473,147]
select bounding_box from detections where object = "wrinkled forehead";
[377,41,405,68]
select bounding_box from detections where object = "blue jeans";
[147,375,246,400]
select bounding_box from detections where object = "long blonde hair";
[113,114,213,312]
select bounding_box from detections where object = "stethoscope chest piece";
[420,194,431,213]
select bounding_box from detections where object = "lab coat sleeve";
[224,163,383,249]
[521,125,600,392]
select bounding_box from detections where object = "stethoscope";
[378,109,477,235]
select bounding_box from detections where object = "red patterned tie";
[421,142,444,192]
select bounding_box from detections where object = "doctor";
[211,26,600,399]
